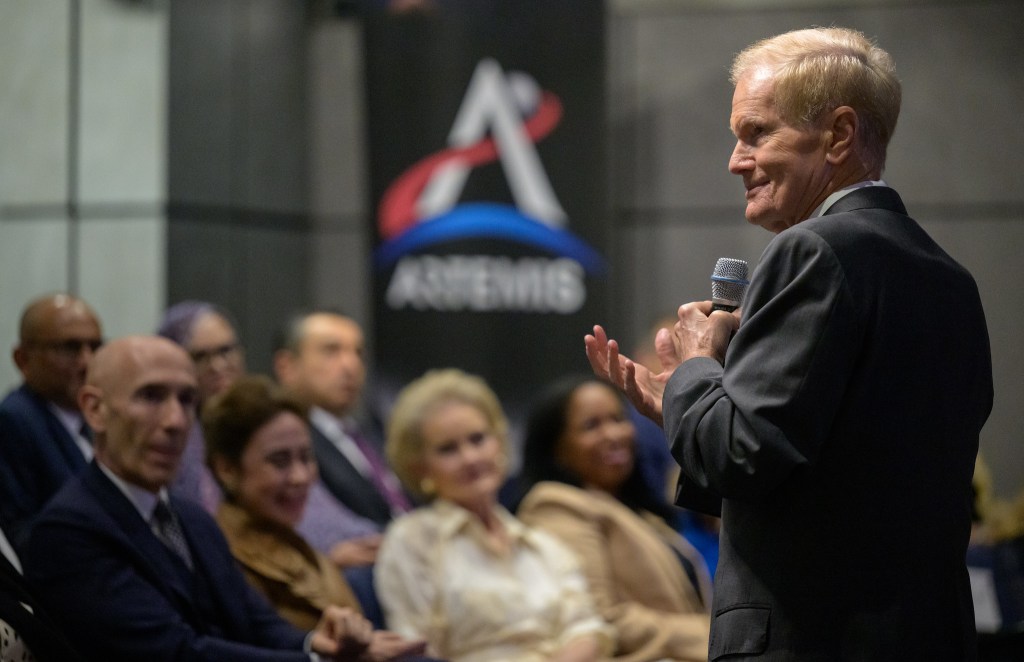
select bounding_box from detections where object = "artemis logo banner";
[377,59,604,314]
[363,2,607,421]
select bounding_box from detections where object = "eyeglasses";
[29,339,103,360]
[189,342,241,367]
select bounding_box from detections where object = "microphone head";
[711,257,749,310]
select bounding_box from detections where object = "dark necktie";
[152,501,194,571]
[347,426,411,513]
[78,421,94,449]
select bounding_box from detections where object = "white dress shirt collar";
[47,402,93,461]
[97,461,168,523]
[309,406,374,477]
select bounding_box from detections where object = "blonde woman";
[375,369,613,662]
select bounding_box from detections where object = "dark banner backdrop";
[362,1,608,452]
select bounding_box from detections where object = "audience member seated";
[969,455,1024,660]
[157,300,245,512]
[275,311,412,527]
[203,375,416,652]
[0,294,103,549]
[22,335,387,661]
[375,368,614,662]
[517,376,711,662]
[158,301,381,571]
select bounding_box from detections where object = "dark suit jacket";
[664,188,993,661]
[23,462,310,662]
[0,385,88,549]
[310,422,396,526]
[0,550,85,661]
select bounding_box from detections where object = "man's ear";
[824,106,858,166]
[272,349,295,386]
[12,345,29,374]
[79,384,106,434]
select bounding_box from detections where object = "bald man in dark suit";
[24,336,425,661]
[0,294,102,549]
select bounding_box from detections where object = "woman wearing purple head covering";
[157,301,247,512]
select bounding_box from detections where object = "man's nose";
[163,397,192,430]
[729,141,752,174]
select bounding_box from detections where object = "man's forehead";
[730,75,778,130]
[50,312,102,335]
[130,372,199,398]
[26,298,100,336]
[92,338,195,388]
[303,315,363,346]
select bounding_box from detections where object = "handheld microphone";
[710,258,749,312]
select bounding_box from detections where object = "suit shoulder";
[35,475,97,520]
[0,387,42,423]
[172,495,232,540]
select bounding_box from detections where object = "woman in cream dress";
[375,369,614,662]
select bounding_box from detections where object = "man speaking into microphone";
[586,27,993,661]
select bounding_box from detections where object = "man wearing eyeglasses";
[0,293,104,550]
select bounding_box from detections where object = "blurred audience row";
[0,293,716,662]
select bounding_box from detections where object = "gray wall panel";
[167,0,236,207]
[0,218,71,393]
[0,2,69,206]
[238,0,308,214]
[167,219,309,375]
[78,0,167,205]
[78,216,165,336]
[309,21,367,222]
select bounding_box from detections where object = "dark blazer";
[310,422,395,526]
[0,550,85,661]
[23,462,311,662]
[0,385,88,549]
[664,187,993,661]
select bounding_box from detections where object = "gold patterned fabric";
[216,501,361,630]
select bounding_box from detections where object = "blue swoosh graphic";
[374,203,607,275]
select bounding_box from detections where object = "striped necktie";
[151,501,194,571]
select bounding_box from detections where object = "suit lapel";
[309,423,392,524]
[310,423,366,491]
[82,464,199,615]
[23,386,88,473]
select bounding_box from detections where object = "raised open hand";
[584,324,679,427]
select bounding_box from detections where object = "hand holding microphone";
[584,257,749,422]
[710,257,749,312]
[669,257,749,365]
